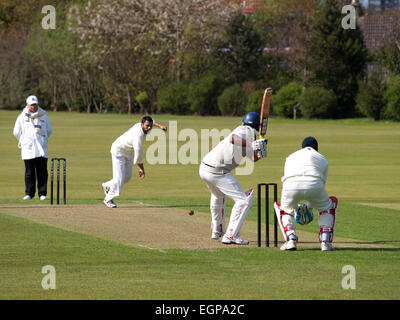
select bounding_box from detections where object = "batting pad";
[318,196,338,242]
[210,195,226,232]
[274,202,296,242]
[225,189,254,238]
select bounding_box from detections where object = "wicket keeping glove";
[295,202,314,225]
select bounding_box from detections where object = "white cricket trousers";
[279,178,335,241]
[104,153,133,201]
[199,166,252,237]
[280,179,331,214]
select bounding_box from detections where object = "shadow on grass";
[302,247,400,252]
[299,240,400,252]
[254,240,400,252]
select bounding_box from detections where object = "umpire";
[13,95,53,200]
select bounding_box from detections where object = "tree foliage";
[384,76,400,121]
[356,70,387,120]
[0,0,389,119]
[376,40,400,76]
[299,86,338,119]
[26,4,106,112]
[218,84,246,116]
[272,82,303,118]
[187,72,227,115]
[246,89,264,113]
[253,0,315,84]
[308,0,367,118]
[157,82,191,114]
[70,0,238,82]
[0,38,38,109]
[211,12,264,84]
[0,0,51,38]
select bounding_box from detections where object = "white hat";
[26,95,39,105]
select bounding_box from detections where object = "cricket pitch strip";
[0,204,393,251]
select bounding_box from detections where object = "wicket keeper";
[274,137,338,251]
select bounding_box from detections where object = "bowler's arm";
[154,122,167,132]
[137,163,145,179]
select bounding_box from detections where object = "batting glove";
[252,139,267,158]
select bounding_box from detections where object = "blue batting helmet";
[242,112,260,130]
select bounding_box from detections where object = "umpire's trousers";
[24,157,48,198]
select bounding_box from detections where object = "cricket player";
[199,112,267,245]
[274,137,338,251]
[102,116,167,208]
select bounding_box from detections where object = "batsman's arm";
[253,152,261,162]
[230,134,260,162]
[230,134,249,147]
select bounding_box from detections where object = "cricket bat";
[259,88,273,139]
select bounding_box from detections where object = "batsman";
[199,111,267,245]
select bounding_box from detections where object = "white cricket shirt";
[282,147,329,184]
[201,125,257,174]
[110,123,144,164]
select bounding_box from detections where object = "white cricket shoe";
[280,240,297,251]
[39,195,47,201]
[104,199,117,208]
[102,183,110,196]
[321,242,334,251]
[221,235,249,245]
[211,231,224,240]
[23,195,32,200]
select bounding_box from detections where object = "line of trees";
[0,0,399,120]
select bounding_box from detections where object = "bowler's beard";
[143,128,152,135]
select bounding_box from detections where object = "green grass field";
[0,110,399,300]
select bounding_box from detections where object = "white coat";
[13,107,52,160]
